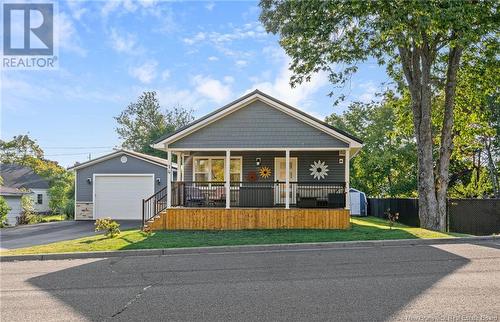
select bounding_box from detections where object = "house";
[0,186,31,226]
[144,90,363,230]
[69,149,177,221]
[0,163,51,214]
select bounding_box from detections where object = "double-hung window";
[193,157,242,185]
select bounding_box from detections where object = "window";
[37,194,43,204]
[193,157,242,183]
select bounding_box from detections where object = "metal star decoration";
[309,160,329,180]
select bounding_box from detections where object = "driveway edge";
[1,235,498,262]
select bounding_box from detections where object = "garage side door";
[94,175,154,220]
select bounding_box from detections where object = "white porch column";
[179,152,185,181]
[167,149,172,208]
[344,148,350,210]
[225,150,231,209]
[285,149,290,209]
[175,153,181,182]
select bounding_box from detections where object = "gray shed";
[69,149,176,221]
[349,188,367,216]
[0,186,32,226]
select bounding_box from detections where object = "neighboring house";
[0,164,51,213]
[144,90,363,230]
[69,149,177,221]
[0,186,31,226]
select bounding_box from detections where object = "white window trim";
[192,156,243,185]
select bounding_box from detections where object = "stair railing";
[142,185,169,229]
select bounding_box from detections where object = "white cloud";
[183,32,206,45]
[129,61,158,84]
[109,29,141,54]
[183,22,267,47]
[205,2,215,11]
[208,56,219,61]
[223,76,235,84]
[56,13,86,56]
[357,81,378,103]
[161,69,171,81]
[156,87,206,111]
[246,49,329,108]
[66,1,88,20]
[235,60,248,68]
[192,75,232,104]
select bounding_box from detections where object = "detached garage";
[69,149,177,221]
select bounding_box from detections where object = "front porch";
[143,90,363,230]
[142,149,352,230]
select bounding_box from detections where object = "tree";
[260,0,498,231]
[17,194,36,225]
[0,134,44,164]
[0,196,11,227]
[0,134,75,215]
[326,92,417,197]
[48,172,74,215]
[115,91,194,157]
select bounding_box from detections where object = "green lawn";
[38,214,68,223]
[1,217,468,256]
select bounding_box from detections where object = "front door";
[274,157,298,205]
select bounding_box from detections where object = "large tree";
[260,0,498,230]
[115,91,194,157]
[326,92,418,197]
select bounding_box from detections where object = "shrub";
[17,195,40,225]
[384,208,399,230]
[95,218,121,238]
[0,196,11,227]
[64,200,75,219]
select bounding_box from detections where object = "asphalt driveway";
[0,220,141,250]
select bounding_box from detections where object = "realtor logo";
[2,2,57,69]
[3,3,53,55]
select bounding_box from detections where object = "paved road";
[1,241,499,321]
[0,220,141,250]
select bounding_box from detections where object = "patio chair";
[208,186,226,207]
[185,187,206,207]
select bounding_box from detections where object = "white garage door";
[94,175,154,220]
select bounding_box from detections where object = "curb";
[1,235,498,262]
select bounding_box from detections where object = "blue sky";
[1,0,390,167]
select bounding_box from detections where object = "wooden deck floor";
[147,208,350,230]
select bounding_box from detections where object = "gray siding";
[170,101,349,149]
[76,154,170,202]
[183,151,345,183]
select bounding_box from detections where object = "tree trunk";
[436,46,463,231]
[399,44,440,230]
[485,138,500,198]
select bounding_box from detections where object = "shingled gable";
[152,90,362,151]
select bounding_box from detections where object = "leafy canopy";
[115,91,194,157]
[260,0,498,99]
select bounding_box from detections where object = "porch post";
[344,148,350,210]
[285,149,290,209]
[175,153,181,182]
[225,149,231,209]
[167,149,172,208]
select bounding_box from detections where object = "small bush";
[95,218,121,238]
[0,196,11,227]
[384,208,399,230]
[64,200,75,219]
[17,195,40,225]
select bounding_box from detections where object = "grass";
[38,214,68,223]
[1,217,468,256]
